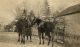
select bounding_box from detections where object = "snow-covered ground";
[0,32,62,47]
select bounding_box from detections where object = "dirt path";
[0,31,62,47]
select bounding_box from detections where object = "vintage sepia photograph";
[0,0,80,47]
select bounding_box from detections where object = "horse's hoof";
[21,40,25,44]
[30,40,32,42]
[21,43,25,45]
[48,43,50,46]
[43,43,44,45]
[21,42,25,44]
[17,40,20,42]
[39,42,41,45]
[43,41,44,45]
[27,39,28,40]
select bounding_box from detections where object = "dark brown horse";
[15,18,26,44]
[33,18,55,45]
[15,15,36,44]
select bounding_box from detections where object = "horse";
[33,17,55,45]
[15,15,36,44]
[15,18,26,44]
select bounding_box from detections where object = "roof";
[58,4,80,17]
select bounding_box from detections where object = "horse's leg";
[23,34,25,44]
[38,31,41,44]
[42,32,44,45]
[21,34,25,44]
[27,36,28,40]
[30,35,32,42]
[21,33,23,43]
[30,28,32,42]
[18,32,20,42]
[48,32,51,45]
[21,29,25,44]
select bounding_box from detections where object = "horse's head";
[32,17,43,26]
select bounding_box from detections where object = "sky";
[0,0,80,25]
